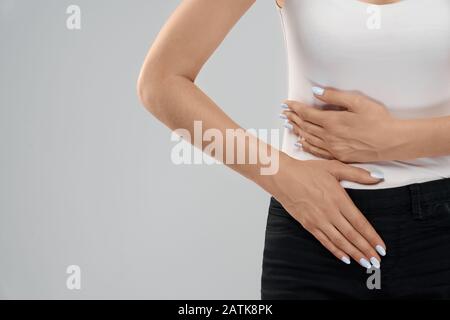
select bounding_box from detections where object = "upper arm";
[139,0,256,84]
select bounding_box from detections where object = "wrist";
[377,118,412,161]
[376,118,409,161]
[253,151,295,198]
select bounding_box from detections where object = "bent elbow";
[137,59,194,118]
[137,73,160,115]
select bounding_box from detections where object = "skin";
[135,0,435,268]
[283,90,450,163]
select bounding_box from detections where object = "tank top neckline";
[279,0,418,12]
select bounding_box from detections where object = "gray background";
[0,0,286,299]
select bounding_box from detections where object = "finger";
[339,191,387,258]
[284,119,311,142]
[312,87,364,113]
[332,214,381,268]
[289,122,300,136]
[284,100,326,126]
[297,128,326,150]
[310,229,351,265]
[321,224,374,269]
[329,161,384,185]
[283,110,326,138]
[300,119,325,138]
[285,113,326,148]
[283,120,296,133]
[301,139,334,160]
[325,164,387,256]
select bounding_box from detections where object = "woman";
[137,0,450,299]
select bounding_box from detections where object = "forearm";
[385,116,450,160]
[136,0,282,190]
[138,74,283,194]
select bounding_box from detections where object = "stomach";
[281,77,450,189]
[279,0,450,189]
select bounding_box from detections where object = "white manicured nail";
[280,103,290,109]
[341,256,351,265]
[370,169,384,180]
[279,113,288,120]
[376,245,386,256]
[312,86,325,96]
[359,258,371,269]
[284,121,293,130]
[370,257,380,269]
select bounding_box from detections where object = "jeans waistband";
[345,178,450,218]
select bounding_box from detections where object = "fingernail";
[312,86,325,96]
[359,258,371,269]
[370,169,384,180]
[280,103,290,109]
[376,245,386,256]
[341,256,351,265]
[279,113,288,120]
[294,142,302,148]
[284,121,293,130]
[370,257,380,269]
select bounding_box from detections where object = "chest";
[281,0,450,63]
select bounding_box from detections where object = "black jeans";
[261,178,450,299]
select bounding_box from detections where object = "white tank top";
[279,0,450,189]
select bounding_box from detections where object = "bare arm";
[137,0,274,187]
[137,0,388,267]
[392,116,450,160]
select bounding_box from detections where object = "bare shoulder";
[276,0,285,8]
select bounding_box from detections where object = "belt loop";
[408,183,423,220]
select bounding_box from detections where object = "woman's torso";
[279,0,450,189]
